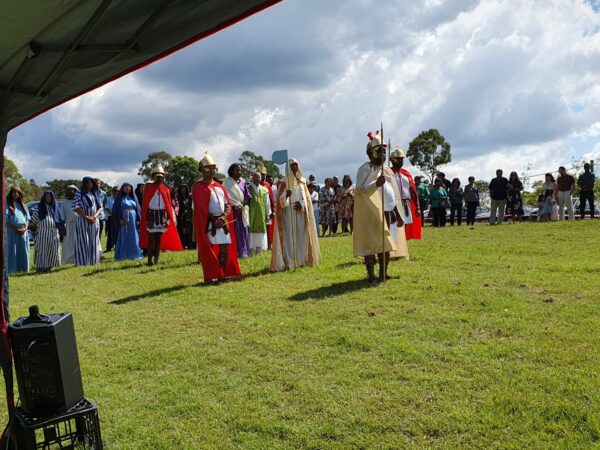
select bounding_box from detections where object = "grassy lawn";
[3,221,600,448]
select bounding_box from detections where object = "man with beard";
[192,153,241,283]
[390,146,422,240]
[139,165,182,265]
[353,131,404,284]
[223,163,251,258]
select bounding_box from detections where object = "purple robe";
[233,179,251,258]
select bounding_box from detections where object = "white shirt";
[208,186,226,215]
[149,190,164,210]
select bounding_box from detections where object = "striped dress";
[31,205,61,270]
[73,190,101,266]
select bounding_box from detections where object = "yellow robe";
[353,162,408,258]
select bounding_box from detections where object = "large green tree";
[237,150,282,181]
[407,129,452,182]
[166,155,200,187]
[4,156,23,187]
[138,151,173,181]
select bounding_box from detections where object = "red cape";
[192,180,241,282]
[139,183,183,251]
[395,168,422,240]
[261,181,275,246]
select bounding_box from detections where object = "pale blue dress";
[6,204,30,273]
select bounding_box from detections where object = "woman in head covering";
[5,187,30,273]
[112,183,143,261]
[271,158,320,271]
[72,176,102,266]
[31,190,64,272]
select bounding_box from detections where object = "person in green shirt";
[415,176,429,224]
[429,178,448,227]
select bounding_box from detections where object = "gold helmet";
[199,151,216,169]
[259,164,268,174]
[152,164,166,177]
[391,146,406,158]
[366,131,386,157]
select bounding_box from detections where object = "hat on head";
[259,164,268,174]
[152,164,166,177]
[199,151,216,168]
[366,131,386,157]
[391,145,405,158]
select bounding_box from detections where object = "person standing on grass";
[489,169,509,225]
[578,163,595,219]
[192,153,241,283]
[319,178,336,237]
[271,158,320,271]
[391,147,422,239]
[541,173,557,222]
[31,191,64,273]
[260,165,276,248]
[415,177,429,225]
[556,166,576,221]
[5,187,30,274]
[308,183,320,235]
[463,177,480,226]
[448,178,463,226]
[224,163,251,258]
[354,131,405,284]
[507,172,524,223]
[112,183,143,261]
[73,177,102,266]
[60,185,79,265]
[176,184,195,249]
[429,178,448,228]
[105,185,119,252]
[338,175,355,235]
[139,165,183,266]
[248,172,271,256]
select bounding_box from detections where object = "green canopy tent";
[0,0,282,423]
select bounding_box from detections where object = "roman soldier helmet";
[366,131,386,157]
[391,145,406,158]
[152,164,166,177]
[259,164,268,174]
[199,151,216,170]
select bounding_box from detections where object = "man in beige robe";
[353,131,405,283]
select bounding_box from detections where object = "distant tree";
[22,179,44,202]
[407,129,452,182]
[237,150,282,181]
[167,155,199,187]
[45,179,82,197]
[4,156,23,187]
[138,151,173,181]
[474,180,490,206]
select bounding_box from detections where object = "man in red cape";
[391,147,422,240]
[260,165,276,247]
[193,153,241,283]
[139,164,183,265]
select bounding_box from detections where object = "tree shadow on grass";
[110,284,191,305]
[288,279,370,301]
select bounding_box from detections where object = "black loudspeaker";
[9,306,84,417]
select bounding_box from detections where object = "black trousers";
[450,203,462,225]
[466,201,478,225]
[106,217,115,251]
[432,207,446,227]
[580,190,595,218]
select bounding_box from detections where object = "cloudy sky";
[6,0,600,187]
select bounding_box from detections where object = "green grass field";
[3,221,600,448]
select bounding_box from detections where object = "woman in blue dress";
[5,187,30,273]
[73,177,102,266]
[112,183,143,261]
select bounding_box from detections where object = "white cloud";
[6,0,600,189]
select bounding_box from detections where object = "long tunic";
[115,197,143,261]
[270,177,320,271]
[60,199,79,265]
[223,177,251,257]
[5,204,30,273]
[248,183,270,251]
[31,205,61,269]
[73,190,101,266]
[353,163,407,258]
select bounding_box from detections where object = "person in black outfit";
[488,169,509,225]
[463,177,480,226]
[448,178,463,226]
